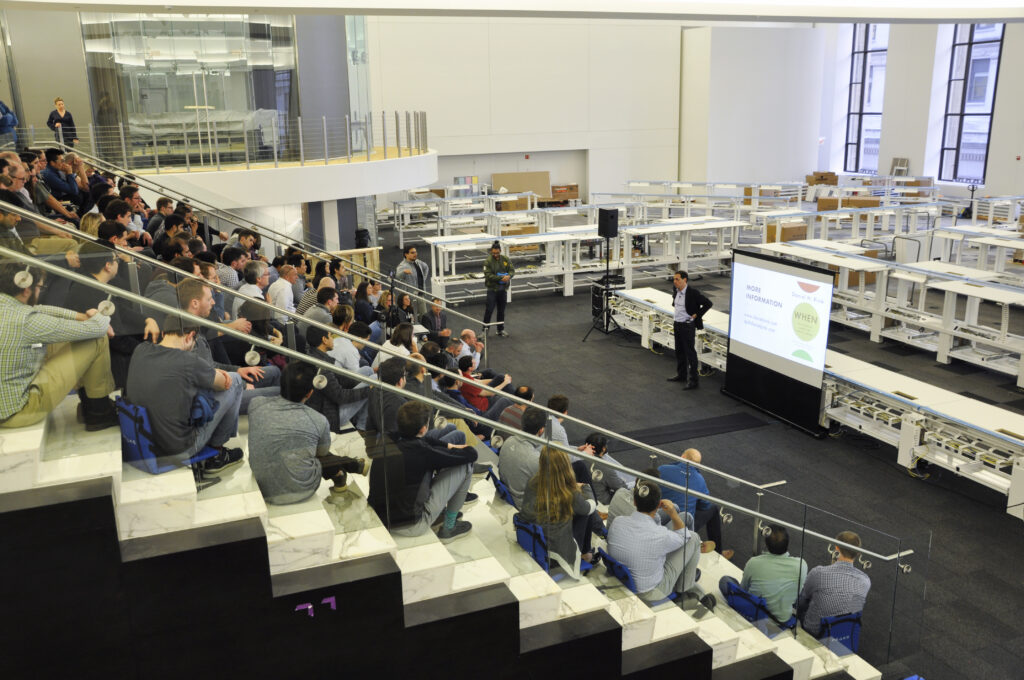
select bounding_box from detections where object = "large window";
[940,24,1004,183]
[844,24,889,174]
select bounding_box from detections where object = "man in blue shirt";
[658,448,733,560]
[40,148,82,209]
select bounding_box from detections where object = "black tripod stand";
[582,233,621,342]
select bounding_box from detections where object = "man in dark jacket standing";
[667,270,712,390]
[482,241,513,337]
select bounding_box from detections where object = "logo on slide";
[797,281,820,293]
[791,302,820,342]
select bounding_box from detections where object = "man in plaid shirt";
[797,531,871,635]
[0,261,118,430]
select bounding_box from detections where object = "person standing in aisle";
[46,97,78,146]
[666,270,712,390]
[482,241,513,338]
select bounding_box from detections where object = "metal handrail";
[0,241,905,563]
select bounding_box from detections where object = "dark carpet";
[608,413,770,453]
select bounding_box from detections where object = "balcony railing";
[0,110,428,174]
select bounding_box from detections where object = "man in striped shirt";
[797,531,871,636]
[0,261,117,430]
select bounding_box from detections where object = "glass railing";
[2,110,428,174]
[0,200,928,670]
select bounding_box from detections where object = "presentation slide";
[728,251,835,387]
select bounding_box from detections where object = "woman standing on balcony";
[46,97,78,146]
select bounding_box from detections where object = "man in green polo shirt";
[731,526,808,622]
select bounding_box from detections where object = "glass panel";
[846,116,860,144]
[849,83,862,114]
[851,53,864,85]
[863,52,886,113]
[940,148,957,181]
[967,43,1001,112]
[943,115,961,148]
[854,23,867,49]
[955,23,973,43]
[951,45,968,80]
[858,114,882,174]
[845,145,859,172]
[946,80,964,114]
[957,116,990,181]
[973,23,1003,41]
[866,24,889,51]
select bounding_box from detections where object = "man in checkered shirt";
[797,531,871,635]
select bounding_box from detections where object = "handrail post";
[381,111,388,159]
[243,120,250,169]
[395,110,402,157]
[413,112,419,153]
[421,111,428,151]
[297,116,304,166]
[212,120,220,170]
[323,115,329,166]
[57,125,64,147]
[28,124,34,146]
[272,118,279,168]
[183,123,191,172]
[151,123,159,173]
[344,115,351,162]
[365,114,372,162]
[118,123,127,170]
[89,123,96,158]
[405,111,412,156]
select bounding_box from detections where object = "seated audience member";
[0,262,117,430]
[330,258,352,292]
[389,292,416,327]
[586,432,631,504]
[440,372,512,429]
[369,401,476,541]
[720,526,807,624]
[369,355,464,445]
[373,321,416,369]
[145,196,174,236]
[607,476,703,604]
[285,253,309,303]
[103,198,150,249]
[0,178,79,255]
[233,260,268,319]
[143,255,199,309]
[458,355,512,413]
[164,234,192,262]
[457,328,484,367]
[152,214,186,260]
[545,394,572,445]
[296,274,334,315]
[175,277,279,415]
[187,237,207,256]
[40,148,82,208]
[267,264,297,323]
[327,304,374,379]
[606,469,679,529]
[79,211,103,238]
[118,184,150,239]
[125,314,243,473]
[225,228,257,254]
[248,361,369,504]
[797,531,871,636]
[497,406,547,508]
[498,385,534,431]
[659,448,734,560]
[222,300,286,368]
[298,286,338,336]
[376,289,393,321]
[419,297,451,344]
[522,445,600,569]
[196,260,227,323]
[349,321,375,368]
[216,246,247,291]
[353,281,376,324]
[304,325,369,432]
[366,279,382,306]
[64,241,160,389]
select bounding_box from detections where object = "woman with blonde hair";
[521,445,600,575]
[79,211,103,237]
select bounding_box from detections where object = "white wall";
[876,25,940,179]
[436,149,587,193]
[367,16,680,194]
[680,25,824,182]
[982,23,1024,197]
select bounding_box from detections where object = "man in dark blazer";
[419,297,452,346]
[667,271,713,390]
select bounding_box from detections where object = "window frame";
[939,24,1005,183]
[844,24,888,174]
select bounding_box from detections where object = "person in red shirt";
[458,355,511,413]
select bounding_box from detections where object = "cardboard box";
[496,198,529,211]
[551,184,579,201]
[806,171,838,186]
[906,177,934,198]
[766,220,807,242]
[817,197,881,211]
[744,186,780,205]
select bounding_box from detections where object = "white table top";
[754,242,888,271]
[942,225,1022,238]
[623,220,746,235]
[903,260,1003,280]
[968,236,1024,249]
[927,279,1024,305]
[793,239,868,254]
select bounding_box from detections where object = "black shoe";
[204,447,244,475]
[81,396,119,432]
[437,519,472,542]
[666,375,685,382]
[462,492,478,507]
[497,330,510,338]
[682,382,699,391]
[431,511,463,528]
[472,463,491,476]
[699,594,717,612]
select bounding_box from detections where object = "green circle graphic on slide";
[791,302,820,342]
